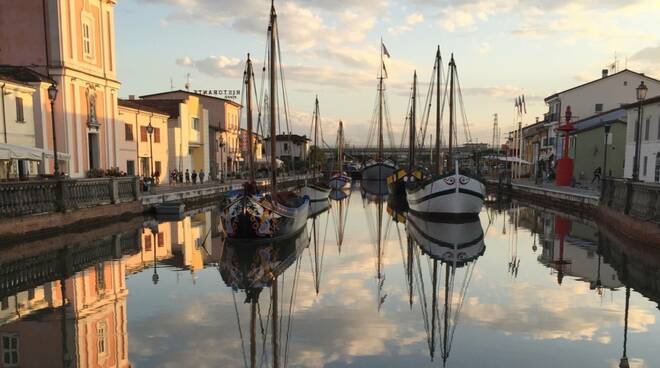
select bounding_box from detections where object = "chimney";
[129,95,135,100]
[602,69,609,78]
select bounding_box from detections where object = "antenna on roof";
[170,77,174,90]
[185,73,191,91]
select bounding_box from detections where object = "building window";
[655,153,660,182]
[284,143,289,152]
[96,263,105,291]
[126,160,135,176]
[154,127,161,143]
[82,16,94,60]
[144,235,152,251]
[623,81,628,86]
[645,117,651,141]
[125,124,134,141]
[643,156,648,177]
[27,288,35,300]
[657,117,660,140]
[594,103,603,113]
[1,298,8,310]
[158,232,164,247]
[15,97,24,122]
[2,334,19,367]
[97,321,107,355]
[140,126,148,142]
[155,161,161,175]
[192,117,200,131]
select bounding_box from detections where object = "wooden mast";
[246,54,255,182]
[269,0,278,197]
[435,46,442,175]
[447,54,455,172]
[378,40,384,161]
[338,121,344,173]
[313,96,319,178]
[409,71,417,174]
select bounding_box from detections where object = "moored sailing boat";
[360,41,396,195]
[302,96,332,202]
[406,51,485,219]
[222,2,309,240]
[328,121,352,190]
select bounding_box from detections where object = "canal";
[1,187,659,367]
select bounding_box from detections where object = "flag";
[515,98,519,113]
[383,61,388,78]
[382,42,391,58]
[518,96,523,114]
[522,95,527,114]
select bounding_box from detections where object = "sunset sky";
[115,0,660,146]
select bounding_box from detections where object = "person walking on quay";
[199,170,205,184]
[153,170,160,185]
[178,170,183,183]
[170,169,177,186]
[592,166,602,184]
[185,169,190,184]
[192,170,198,184]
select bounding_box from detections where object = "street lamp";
[602,120,611,182]
[219,136,226,182]
[146,121,154,182]
[48,83,59,176]
[632,81,648,181]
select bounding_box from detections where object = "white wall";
[624,101,660,182]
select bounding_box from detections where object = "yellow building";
[0,0,122,178]
[117,99,170,182]
[140,90,241,180]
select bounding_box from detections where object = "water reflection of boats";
[308,198,331,219]
[406,213,485,364]
[364,191,391,311]
[309,200,331,295]
[360,178,390,198]
[220,226,309,368]
[330,188,351,253]
[330,188,351,201]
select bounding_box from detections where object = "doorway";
[88,133,100,170]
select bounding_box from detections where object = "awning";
[484,155,530,164]
[0,143,69,161]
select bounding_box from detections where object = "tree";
[308,145,326,171]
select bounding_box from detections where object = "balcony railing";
[543,112,558,123]
[0,176,141,218]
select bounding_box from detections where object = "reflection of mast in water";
[309,201,330,295]
[364,194,389,311]
[330,189,351,254]
[406,214,485,365]
[507,202,521,278]
[550,215,572,285]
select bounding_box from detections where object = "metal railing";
[601,177,660,223]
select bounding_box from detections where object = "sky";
[115,0,660,147]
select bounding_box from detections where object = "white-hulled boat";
[328,121,352,190]
[302,96,331,202]
[406,50,485,219]
[222,3,309,241]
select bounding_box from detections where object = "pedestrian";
[170,169,177,185]
[592,166,602,184]
[185,169,190,184]
[153,170,160,185]
[192,169,198,184]
[199,169,205,184]
[178,170,183,183]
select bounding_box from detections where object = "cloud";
[388,12,424,35]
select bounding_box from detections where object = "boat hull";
[302,183,331,202]
[406,173,485,219]
[361,161,396,182]
[406,212,485,265]
[222,194,309,241]
[328,174,352,190]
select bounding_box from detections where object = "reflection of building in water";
[170,211,213,272]
[535,213,622,290]
[0,260,129,368]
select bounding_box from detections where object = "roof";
[622,94,660,109]
[0,65,54,84]
[572,107,627,134]
[263,134,310,144]
[139,89,242,108]
[544,69,660,102]
[121,99,183,119]
[118,99,171,117]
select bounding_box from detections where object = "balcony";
[543,112,558,124]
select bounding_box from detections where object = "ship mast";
[378,40,384,160]
[269,1,278,197]
[338,121,344,173]
[246,54,255,182]
[435,47,442,175]
[409,71,417,174]
[447,54,455,172]
[313,96,319,178]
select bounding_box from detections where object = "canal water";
[1,187,660,368]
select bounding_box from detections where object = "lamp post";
[219,136,225,182]
[632,81,648,181]
[146,121,154,182]
[48,83,59,176]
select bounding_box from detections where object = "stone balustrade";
[601,178,660,223]
[0,176,141,218]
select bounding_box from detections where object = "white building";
[543,69,660,161]
[623,94,660,182]
[263,134,310,162]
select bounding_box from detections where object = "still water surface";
[1,187,660,368]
